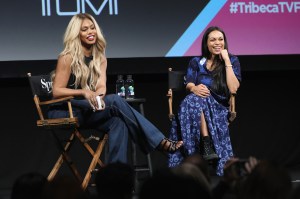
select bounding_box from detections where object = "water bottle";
[116,75,125,98]
[125,74,135,99]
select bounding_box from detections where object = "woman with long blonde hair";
[48,13,183,163]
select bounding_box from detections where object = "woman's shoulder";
[58,53,72,63]
[188,56,203,65]
[188,56,206,69]
[56,54,72,70]
[100,53,107,62]
[189,56,202,62]
[229,53,239,62]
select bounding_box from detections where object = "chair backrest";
[168,68,186,91]
[27,73,53,100]
[167,68,187,120]
[27,73,54,121]
[27,72,77,126]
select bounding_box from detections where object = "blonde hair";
[54,13,106,91]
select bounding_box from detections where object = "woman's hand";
[83,90,101,110]
[191,84,210,97]
[220,49,230,62]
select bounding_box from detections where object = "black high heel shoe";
[158,138,183,154]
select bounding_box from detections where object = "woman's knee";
[110,116,124,125]
[105,94,124,104]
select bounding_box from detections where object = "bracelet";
[226,65,232,68]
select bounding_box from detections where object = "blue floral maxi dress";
[168,56,242,176]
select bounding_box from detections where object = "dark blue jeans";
[48,94,165,163]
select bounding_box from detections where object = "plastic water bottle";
[125,74,135,99]
[116,75,125,98]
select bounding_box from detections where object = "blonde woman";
[48,13,183,163]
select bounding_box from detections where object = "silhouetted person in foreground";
[42,175,88,199]
[11,172,48,199]
[182,153,211,183]
[139,167,212,199]
[238,159,292,199]
[287,184,300,199]
[95,162,135,199]
[212,156,258,199]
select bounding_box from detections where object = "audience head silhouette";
[42,175,88,199]
[95,162,134,199]
[139,167,212,199]
[239,159,292,199]
[11,172,48,199]
[182,153,211,183]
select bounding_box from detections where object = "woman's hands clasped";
[83,90,105,111]
[191,84,210,97]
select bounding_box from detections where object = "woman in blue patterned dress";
[168,26,242,176]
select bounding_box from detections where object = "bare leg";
[200,112,209,137]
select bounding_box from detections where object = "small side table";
[125,98,153,189]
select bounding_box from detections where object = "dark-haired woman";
[168,26,241,176]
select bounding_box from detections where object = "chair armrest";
[34,95,75,120]
[228,93,237,123]
[167,89,174,120]
[39,96,74,105]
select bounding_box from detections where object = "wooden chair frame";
[27,73,108,190]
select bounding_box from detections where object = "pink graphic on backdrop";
[185,0,300,56]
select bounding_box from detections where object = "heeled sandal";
[159,138,183,154]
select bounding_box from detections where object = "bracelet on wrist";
[226,65,233,68]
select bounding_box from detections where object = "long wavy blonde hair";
[53,13,106,91]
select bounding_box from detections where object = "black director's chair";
[27,72,108,190]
